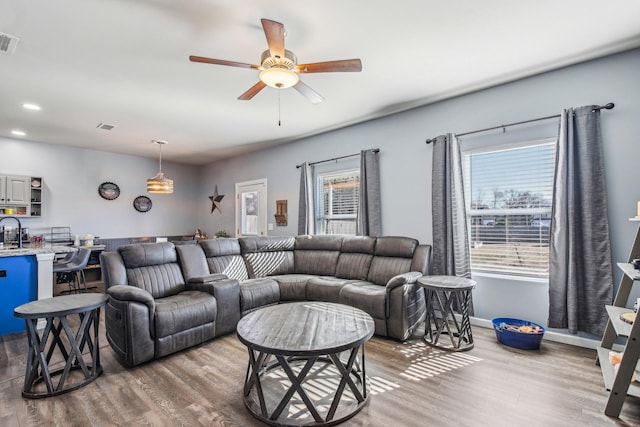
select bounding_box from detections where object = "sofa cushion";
[335,253,373,280]
[119,242,178,268]
[206,255,249,281]
[239,278,280,313]
[295,235,344,251]
[240,236,295,278]
[341,236,376,254]
[125,263,186,299]
[295,250,340,276]
[199,238,250,280]
[367,257,413,286]
[306,277,351,303]
[270,274,311,301]
[339,282,387,319]
[374,236,418,258]
[154,290,217,338]
[239,236,296,253]
[200,238,242,257]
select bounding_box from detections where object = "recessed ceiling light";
[22,103,41,111]
[11,130,26,136]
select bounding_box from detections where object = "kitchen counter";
[0,244,76,257]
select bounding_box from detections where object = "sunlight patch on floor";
[398,340,482,381]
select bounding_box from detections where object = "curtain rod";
[425,102,615,144]
[295,148,380,169]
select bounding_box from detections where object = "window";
[463,139,556,277]
[315,169,360,235]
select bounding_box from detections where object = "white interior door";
[236,179,267,237]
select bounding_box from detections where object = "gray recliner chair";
[100,242,236,367]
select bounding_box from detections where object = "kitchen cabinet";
[0,254,37,335]
[0,175,42,217]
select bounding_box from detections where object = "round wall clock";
[98,182,120,200]
[133,195,152,212]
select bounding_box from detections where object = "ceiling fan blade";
[297,59,362,73]
[238,81,267,100]
[293,80,324,104]
[189,55,260,70]
[261,19,285,59]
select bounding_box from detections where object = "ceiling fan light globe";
[259,67,299,89]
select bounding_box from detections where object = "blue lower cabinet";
[0,255,37,335]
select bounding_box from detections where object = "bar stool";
[53,251,76,268]
[418,275,477,351]
[54,248,91,293]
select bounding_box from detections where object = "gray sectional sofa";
[101,234,431,367]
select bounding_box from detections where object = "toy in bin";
[492,317,545,350]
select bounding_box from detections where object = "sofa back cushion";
[367,236,418,286]
[335,236,376,280]
[294,235,343,276]
[199,238,249,281]
[239,236,295,278]
[118,242,186,298]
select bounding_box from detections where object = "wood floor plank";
[3,293,640,426]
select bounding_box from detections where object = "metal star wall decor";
[209,185,225,214]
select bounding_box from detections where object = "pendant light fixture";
[147,140,174,194]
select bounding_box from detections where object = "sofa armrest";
[107,285,155,319]
[187,273,229,285]
[105,285,156,366]
[188,279,241,336]
[108,284,155,305]
[385,271,422,290]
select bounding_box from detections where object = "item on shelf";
[620,312,636,325]
[610,351,639,383]
[82,234,95,247]
[215,230,229,238]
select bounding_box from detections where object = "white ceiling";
[2,0,640,165]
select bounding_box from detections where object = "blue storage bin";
[492,317,545,350]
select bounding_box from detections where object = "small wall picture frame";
[133,195,152,213]
[98,182,120,200]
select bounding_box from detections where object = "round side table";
[417,276,476,351]
[14,293,108,398]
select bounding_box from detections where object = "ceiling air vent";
[96,123,116,130]
[0,32,19,54]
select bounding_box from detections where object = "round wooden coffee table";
[14,293,108,398]
[237,302,375,426]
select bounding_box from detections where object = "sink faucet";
[0,216,23,248]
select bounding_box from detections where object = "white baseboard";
[469,316,601,350]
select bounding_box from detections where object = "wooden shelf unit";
[597,220,640,417]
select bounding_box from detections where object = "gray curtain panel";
[357,149,382,236]
[431,134,471,279]
[297,162,315,235]
[548,106,613,336]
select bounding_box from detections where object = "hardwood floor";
[2,299,640,426]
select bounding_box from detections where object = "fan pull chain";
[278,89,281,126]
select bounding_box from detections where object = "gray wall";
[2,48,638,334]
[0,139,200,239]
[200,48,640,332]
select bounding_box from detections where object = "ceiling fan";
[189,19,362,104]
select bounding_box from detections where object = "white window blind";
[316,170,360,235]
[463,139,556,277]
